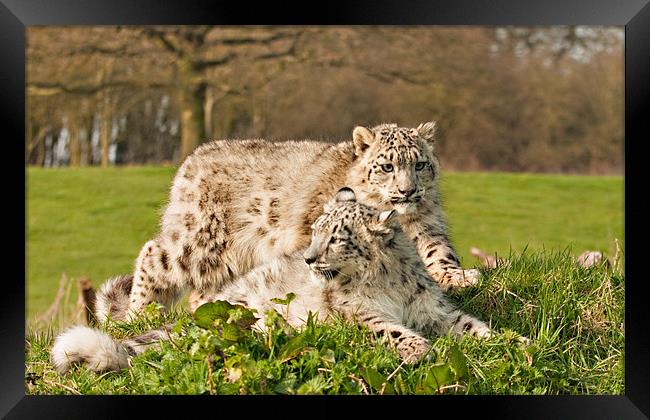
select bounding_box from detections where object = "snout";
[391,188,420,203]
[304,254,317,264]
[303,249,337,277]
[398,187,417,198]
[303,248,318,265]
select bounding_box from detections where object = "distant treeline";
[27,26,623,174]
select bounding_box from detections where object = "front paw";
[446,268,480,289]
[396,336,431,363]
[461,269,480,286]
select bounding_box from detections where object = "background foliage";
[27,26,623,173]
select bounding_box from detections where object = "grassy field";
[25,167,624,395]
[26,167,623,322]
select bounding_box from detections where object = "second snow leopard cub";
[209,187,496,362]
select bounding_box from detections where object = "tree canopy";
[27,26,623,174]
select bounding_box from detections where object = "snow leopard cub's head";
[303,187,397,279]
[351,121,439,215]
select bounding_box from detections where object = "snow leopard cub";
[205,187,497,362]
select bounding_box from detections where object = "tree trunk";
[80,126,90,167]
[179,82,207,162]
[100,95,111,167]
[68,117,81,167]
[27,126,51,166]
[204,87,215,140]
[35,135,46,166]
[26,120,33,163]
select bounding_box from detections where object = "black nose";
[304,256,316,264]
[399,188,416,197]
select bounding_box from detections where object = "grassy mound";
[26,250,624,395]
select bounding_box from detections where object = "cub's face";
[303,188,396,279]
[353,122,440,214]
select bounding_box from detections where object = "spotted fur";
[77,188,523,369]
[94,275,133,323]
[190,189,507,363]
[127,122,478,320]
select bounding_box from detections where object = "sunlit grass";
[24,166,624,394]
[26,251,624,395]
[26,166,623,322]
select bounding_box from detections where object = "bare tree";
[27,26,623,173]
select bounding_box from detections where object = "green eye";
[415,162,426,171]
[381,163,394,172]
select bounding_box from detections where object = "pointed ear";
[352,126,375,156]
[416,121,437,143]
[324,187,357,212]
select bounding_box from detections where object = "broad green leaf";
[426,363,453,391]
[380,382,395,394]
[360,367,387,391]
[194,300,239,329]
[296,376,328,394]
[224,354,245,369]
[448,344,469,379]
[280,334,309,362]
[221,323,242,342]
[274,378,296,395]
[227,307,258,329]
[194,300,257,333]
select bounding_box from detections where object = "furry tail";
[94,274,133,323]
[51,325,170,374]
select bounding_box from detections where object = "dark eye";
[381,163,394,172]
[415,162,426,171]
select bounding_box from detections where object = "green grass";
[441,171,624,260]
[27,166,173,321]
[25,166,624,394]
[26,167,623,322]
[26,251,624,395]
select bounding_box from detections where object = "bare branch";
[194,52,238,71]
[216,31,297,46]
[254,44,297,61]
[252,30,305,63]
[58,45,147,58]
[27,125,52,154]
[28,80,168,96]
[35,274,68,325]
[142,28,185,57]
[362,70,430,86]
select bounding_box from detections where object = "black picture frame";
[5,0,649,417]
